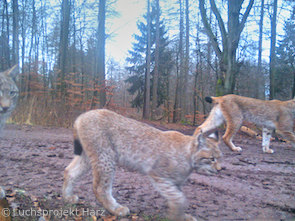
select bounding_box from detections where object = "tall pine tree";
[125,4,173,109]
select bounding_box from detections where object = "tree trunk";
[269,0,278,100]
[27,0,37,99]
[12,0,19,66]
[224,0,242,94]
[173,0,184,122]
[143,0,151,119]
[256,0,265,99]
[193,12,201,125]
[95,0,106,108]
[173,46,180,123]
[58,0,71,99]
[1,0,10,69]
[20,0,26,96]
[199,0,254,95]
[292,71,295,99]
[151,0,160,120]
[183,0,189,118]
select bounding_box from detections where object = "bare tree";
[173,0,184,122]
[12,0,19,66]
[151,0,160,120]
[183,0,190,119]
[58,0,71,98]
[143,0,151,119]
[1,0,10,69]
[269,0,278,100]
[95,0,106,108]
[256,0,265,99]
[199,0,254,95]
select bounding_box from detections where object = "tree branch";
[199,0,222,59]
[236,0,254,45]
[209,0,227,53]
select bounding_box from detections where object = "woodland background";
[0,0,294,127]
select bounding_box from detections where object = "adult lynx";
[63,109,222,221]
[0,65,19,133]
[195,94,295,153]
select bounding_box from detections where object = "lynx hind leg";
[262,128,274,153]
[222,114,243,152]
[92,155,130,217]
[279,130,295,148]
[151,176,197,221]
[195,105,225,136]
[63,153,90,203]
[277,120,295,148]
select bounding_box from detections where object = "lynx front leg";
[222,121,242,152]
[92,157,130,217]
[262,128,274,153]
[151,176,197,221]
[63,154,90,203]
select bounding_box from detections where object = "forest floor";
[0,123,295,221]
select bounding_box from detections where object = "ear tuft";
[5,65,19,78]
[196,132,205,145]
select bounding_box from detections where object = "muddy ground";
[0,123,295,221]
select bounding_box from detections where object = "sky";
[103,0,293,66]
[106,0,146,64]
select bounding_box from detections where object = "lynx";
[63,109,222,221]
[0,65,19,134]
[195,94,295,153]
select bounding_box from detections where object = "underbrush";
[10,96,143,128]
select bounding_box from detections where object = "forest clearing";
[0,123,295,221]
[1,0,295,220]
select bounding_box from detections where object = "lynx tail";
[205,96,213,103]
[74,139,83,155]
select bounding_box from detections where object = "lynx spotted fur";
[195,94,295,153]
[63,109,222,221]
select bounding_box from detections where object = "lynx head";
[0,65,19,114]
[191,131,222,175]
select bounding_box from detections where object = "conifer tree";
[126,4,173,110]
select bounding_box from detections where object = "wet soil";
[0,123,295,220]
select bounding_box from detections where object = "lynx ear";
[194,130,205,146]
[5,65,19,78]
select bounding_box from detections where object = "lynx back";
[63,109,222,221]
[195,94,295,153]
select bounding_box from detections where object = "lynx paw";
[114,205,130,216]
[63,195,79,204]
[263,147,274,154]
[184,214,198,221]
[233,146,242,152]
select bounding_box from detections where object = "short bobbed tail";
[74,139,83,155]
[73,125,83,155]
[205,96,213,103]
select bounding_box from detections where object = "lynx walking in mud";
[63,109,222,221]
[0,65,19,134]
[195,94,295,153]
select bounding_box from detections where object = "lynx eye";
[209,157,216,162]
[10,91,17,97]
